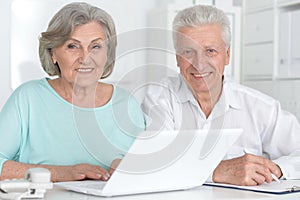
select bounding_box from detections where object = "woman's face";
[51,21,108,88]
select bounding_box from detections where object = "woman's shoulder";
[110,84,131,97]
[2,78,49,110]
[12,78,47,95]
[110,84,140,105]
[95,82,137,106]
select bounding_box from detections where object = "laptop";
[55,129,242,197]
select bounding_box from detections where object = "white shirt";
[141,74,300,179]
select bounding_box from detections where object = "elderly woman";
[0,2,144,182]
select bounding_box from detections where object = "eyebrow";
[67,37,105,44]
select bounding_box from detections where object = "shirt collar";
[176,74,198,106]
[223,78,242,110]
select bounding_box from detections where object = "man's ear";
[176,55,180,68]
[225,46,231,65]
[176,54,185,69]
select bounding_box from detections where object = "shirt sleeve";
[0,91,24,174]
[141,84,176,131]
[262,102,300,179]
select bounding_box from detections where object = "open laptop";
[55,129,242,197]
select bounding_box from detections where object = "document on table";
[204,180,300,194]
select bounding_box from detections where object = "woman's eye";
[92,44,102,49]
[67,44,78,49]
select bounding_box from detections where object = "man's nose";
[193,50,209,70]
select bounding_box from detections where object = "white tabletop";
[44,185,300,200]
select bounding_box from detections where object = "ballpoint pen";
[243,149,280,183]
[271,173,281,183]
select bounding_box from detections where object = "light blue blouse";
[0,78,145,173]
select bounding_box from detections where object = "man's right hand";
[212,153,282,186]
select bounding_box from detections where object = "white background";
[1,0,241,109]
[1,0,299,121]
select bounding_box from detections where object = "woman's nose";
[79,48,91,65]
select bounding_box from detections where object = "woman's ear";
[50,50,57,64]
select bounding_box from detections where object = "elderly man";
[141,5,300,186]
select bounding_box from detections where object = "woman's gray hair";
[172,5,231,49]
[39,2,117,78]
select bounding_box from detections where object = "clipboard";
[204,180,300,194]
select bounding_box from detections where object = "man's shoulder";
[225,80,277,106]
[145,76,179,92]
[143,76,182,103]
[148,75,181,90]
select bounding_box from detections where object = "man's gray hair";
[172,5,231,49]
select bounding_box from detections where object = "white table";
[44,185,300,200]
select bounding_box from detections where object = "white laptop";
[55,129,242,197]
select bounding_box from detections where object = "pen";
[271,173,281,183]
[243,150,281,183]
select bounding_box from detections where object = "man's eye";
[184,50,191,54]
[181,49,194,57]
[206,49,217,56]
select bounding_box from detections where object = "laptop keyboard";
[56,180,107,190]
[81,182,106,190]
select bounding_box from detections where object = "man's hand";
[212,153,282,186]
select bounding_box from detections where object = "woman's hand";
[108,159,122,175]
[51,163,111,182]
[1,160,111,182]
[53,159,122,181]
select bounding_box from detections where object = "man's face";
[175,24,230,95]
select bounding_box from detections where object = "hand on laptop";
[212,153,282,186]
[109,159,121,175]
[52,164,111,182]
[52,159,122,182]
